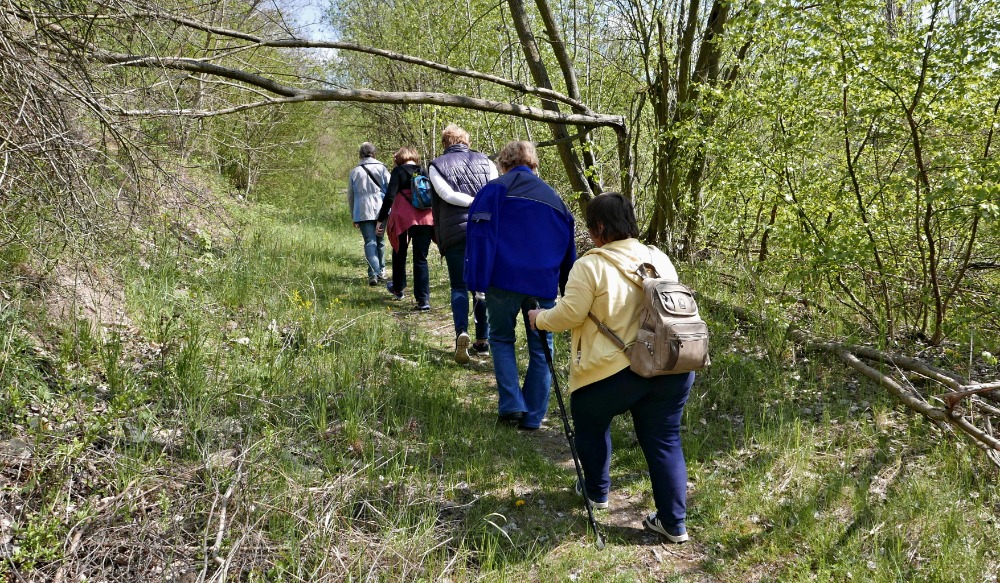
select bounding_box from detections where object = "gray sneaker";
[386,282,404,300]
[643,513,688,543]
[575,480,609,510]
[454,332,471,364]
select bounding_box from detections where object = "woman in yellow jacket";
[527,192,695,544]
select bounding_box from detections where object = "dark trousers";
[443,243,487,340]
[571,367,694,528]
[392,225,433,305]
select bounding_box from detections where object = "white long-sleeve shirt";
[428,161,498,207]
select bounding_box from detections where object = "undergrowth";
[1,166,998,582]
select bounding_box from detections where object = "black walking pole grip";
[533,300,605,550]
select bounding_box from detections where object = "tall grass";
[1,165,998,581]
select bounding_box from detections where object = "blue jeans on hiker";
[571,368,694,528]
[486,287,554,428]
[444,244,487,341]
[392,225,433,306]
[357,220,384,279]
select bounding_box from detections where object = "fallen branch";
[942,382,1000,409]
[786,326,1000,464]
[696,295,1000,465]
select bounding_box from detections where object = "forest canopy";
[4,0,998,346]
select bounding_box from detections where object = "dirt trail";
[403,300,716,581]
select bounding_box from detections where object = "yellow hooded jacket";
[534,238,678,392]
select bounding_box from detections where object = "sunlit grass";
[1,174,997,581]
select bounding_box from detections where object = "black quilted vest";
[430,145,493,254]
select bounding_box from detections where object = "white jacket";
[347,157,389,222]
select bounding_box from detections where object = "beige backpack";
[588,248,710,376]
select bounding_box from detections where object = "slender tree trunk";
[506,0,594,205]
[906,0,943,343]
[645,17,676,247]
[644,0,736,257]
[758,202,778,263]
[533,0,605,201]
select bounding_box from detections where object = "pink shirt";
[386,192,433,251]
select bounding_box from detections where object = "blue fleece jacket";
[464,166,576,299]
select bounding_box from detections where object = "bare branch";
[88,51,623,127]
[31,8,595,114]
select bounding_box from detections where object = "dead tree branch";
[13,5,622,130]
[787,326,1000,465]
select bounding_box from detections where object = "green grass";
[1,173,998,582]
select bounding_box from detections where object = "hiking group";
[347,126,697,544]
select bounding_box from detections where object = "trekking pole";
[534,300,605,550]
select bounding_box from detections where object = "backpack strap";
[360,164,385,191]
[585,246,665,351]
[590,247,660,287]
[587,312,627,350]
[400,167,419,201]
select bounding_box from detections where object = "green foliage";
[2,123,997,580]
[10,511,64,571]
[695,0,1000,344]
[0,303,51,432]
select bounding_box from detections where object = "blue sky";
[273,0,336,40]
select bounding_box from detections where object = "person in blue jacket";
[465,140,576,430]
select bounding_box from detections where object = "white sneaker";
[454,332,471,364]
[575,480,609,510]
[643,513,688,543]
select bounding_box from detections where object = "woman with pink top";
[376,147,434,310]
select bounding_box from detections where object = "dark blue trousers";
[443,243,487,341]
[570,367,694,528]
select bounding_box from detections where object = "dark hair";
[585,192,639,242]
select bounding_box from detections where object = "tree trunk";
[506,0,594,207]
[644,0,734,257]
[533,0,605,201]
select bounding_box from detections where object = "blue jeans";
[443,244,487,341]
[357,220,384,279]
[486,287,554,428]
[392,225,433,305]
[571,368,694,528]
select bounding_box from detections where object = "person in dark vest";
[465,140,576,431]
[429,124,498,363]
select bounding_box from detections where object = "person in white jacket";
[347,142,390,285]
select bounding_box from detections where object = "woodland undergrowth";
[1,165,999,582]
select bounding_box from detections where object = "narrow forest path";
[378,267,714,581]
